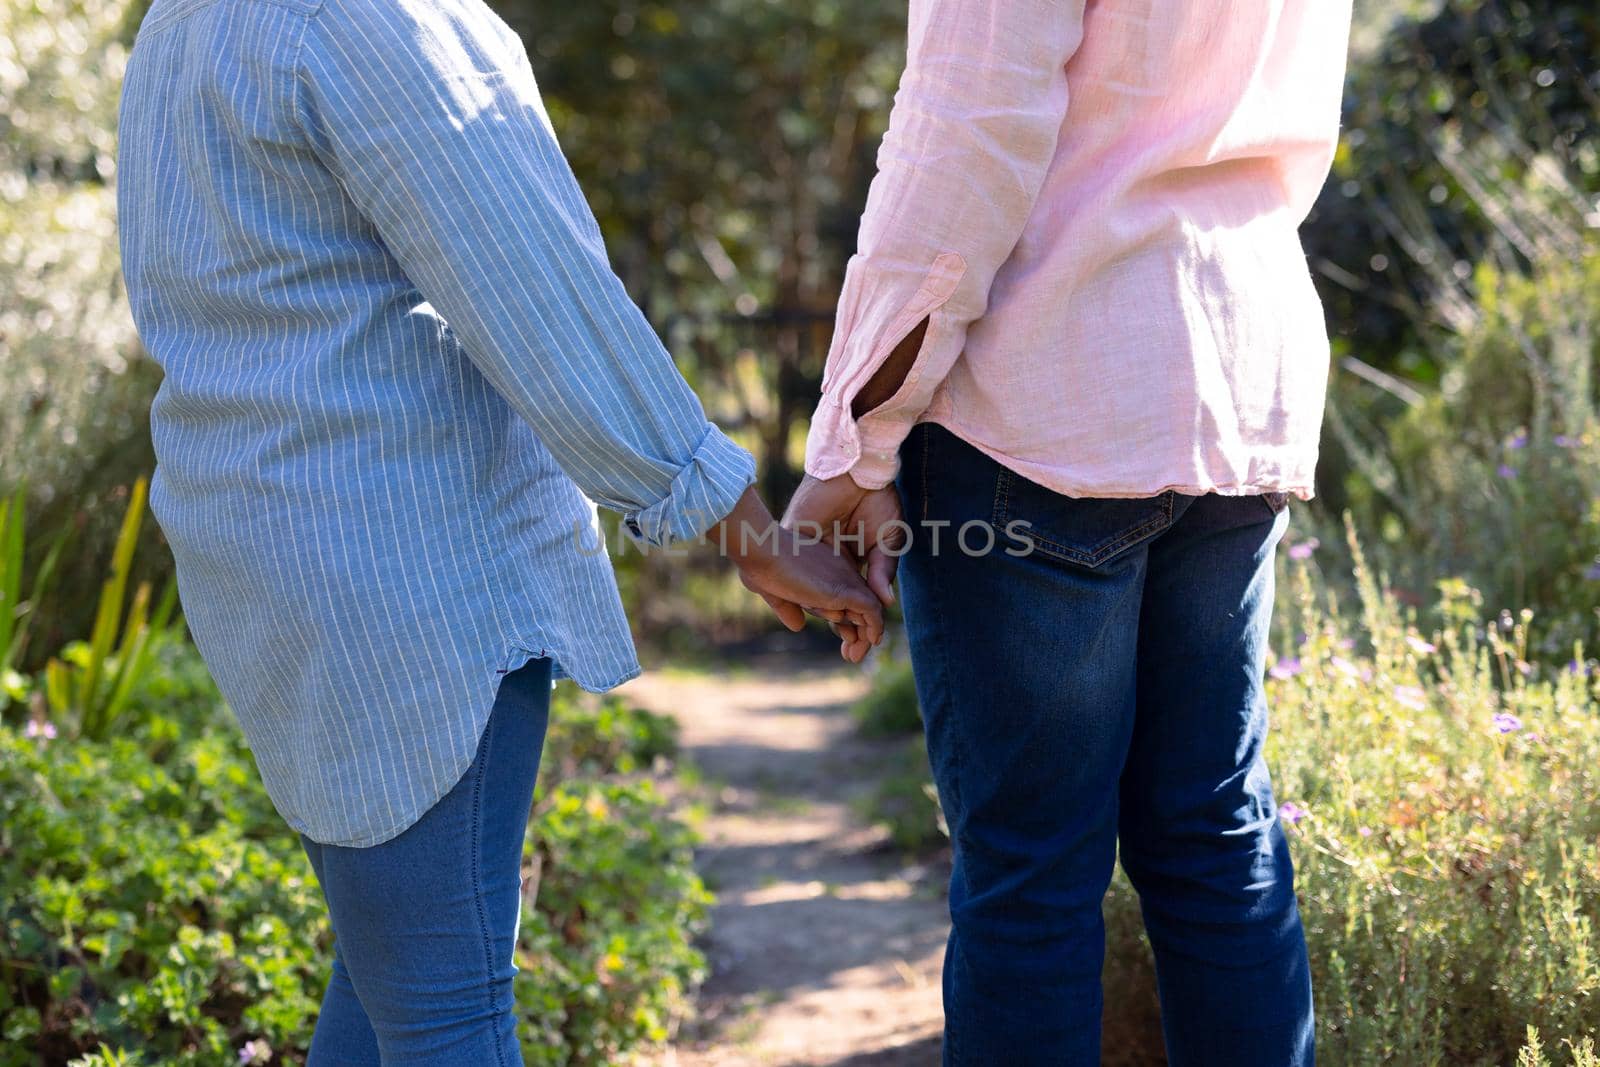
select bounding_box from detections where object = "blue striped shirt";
[116,0,757,846]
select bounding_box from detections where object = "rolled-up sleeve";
[292,0,754,548]
[804,0,1087,489]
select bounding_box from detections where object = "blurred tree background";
[5,0,1597,665]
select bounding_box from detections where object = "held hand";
[733,533,886,652]
[710,486,885,659]
[781,472,908,662]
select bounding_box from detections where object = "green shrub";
[1275,518,1597,1061]
[0,670,329,1066]
[541,685,681,780]
[851,656,921,738]
[2,0,175,667]
[1519,1027,1600,1067]
[853,736,945,855]
[517,779,711,1066]
[855,515,1600,1062]
[2,639,709,1066]
[1335,250,1600,666]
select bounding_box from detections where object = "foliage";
[542,684,682,780]
[850,655,920,739]
[1106,516,1600,1064]
[1520,1028,1600,1067]
[0,0,132,181]
[506,0,909,503]
[1332,249,1600,664]
[37,477,181,741]
[0,640,328,1066]
[856,514,1600,1062]
[1305,0,1599,370]
[848,655,944,852]
[0,484,68,701]
[517,778,711,1066]
[2,631,709,1065]
[852,736,945,855]
[518,687,709,1064]
[1,0,167,664]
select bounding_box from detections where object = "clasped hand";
[712,486,887,660]
[779,472,906,663]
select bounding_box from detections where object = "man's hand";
[710,486,885,658]
[782,472,907,662]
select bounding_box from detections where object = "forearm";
[295,0,755,547]
[804,0,1087,488]
[850,318,928,419]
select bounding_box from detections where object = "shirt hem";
[286,637,642,849]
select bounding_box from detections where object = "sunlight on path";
[619,662,948,1067]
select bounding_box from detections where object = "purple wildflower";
[238,1040,271,1065]
[1393,685,1427,711]
[1269,657,1303,681]
[1568,660,1593,677]
[1287,537,1320,561]
[23,719,57,741]
[1554,434,1575,448]
[1331,655,1361,679]
[1507,431,1528,450]
[1406,635,1437,655]
[1338,637,1356,650]
[1497,463,1518,480]
[1585,560,1600,581]
[1492,712,1522,734]
[1357,826,1374,838]
[1278,802,1308,827]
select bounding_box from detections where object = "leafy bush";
[850,655,921,739]
[2,640,709,1065]
[541,685,681,780]
[1305,0,1599,373]
[516,688,710,1064]
[0,643,328,1066]
[855,516,1600,1062]
[852,736,945,855]
[1104,516,1600,1064]
[1335,250,1600,665]
[2,0,174,664]
[517,779,711,1066]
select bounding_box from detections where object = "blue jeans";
[895,424,1313,1066]
[298,655,552,1066]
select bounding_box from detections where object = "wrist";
[711,485,780,568]
[785,471,867,536]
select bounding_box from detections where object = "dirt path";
[618,655,949,1067]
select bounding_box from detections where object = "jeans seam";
[989,468,1011,534]
[469,713,507,1067]
[919,423,932,524]
[914,461,968,1066]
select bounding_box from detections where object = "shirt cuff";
[803,394,904,491]
[622,423,757,548]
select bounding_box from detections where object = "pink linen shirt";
[804,0,1354,502]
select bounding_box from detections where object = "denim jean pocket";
[991,468,1178,570]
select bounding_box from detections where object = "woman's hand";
[781,473,907,662]
[709,486,885,659]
